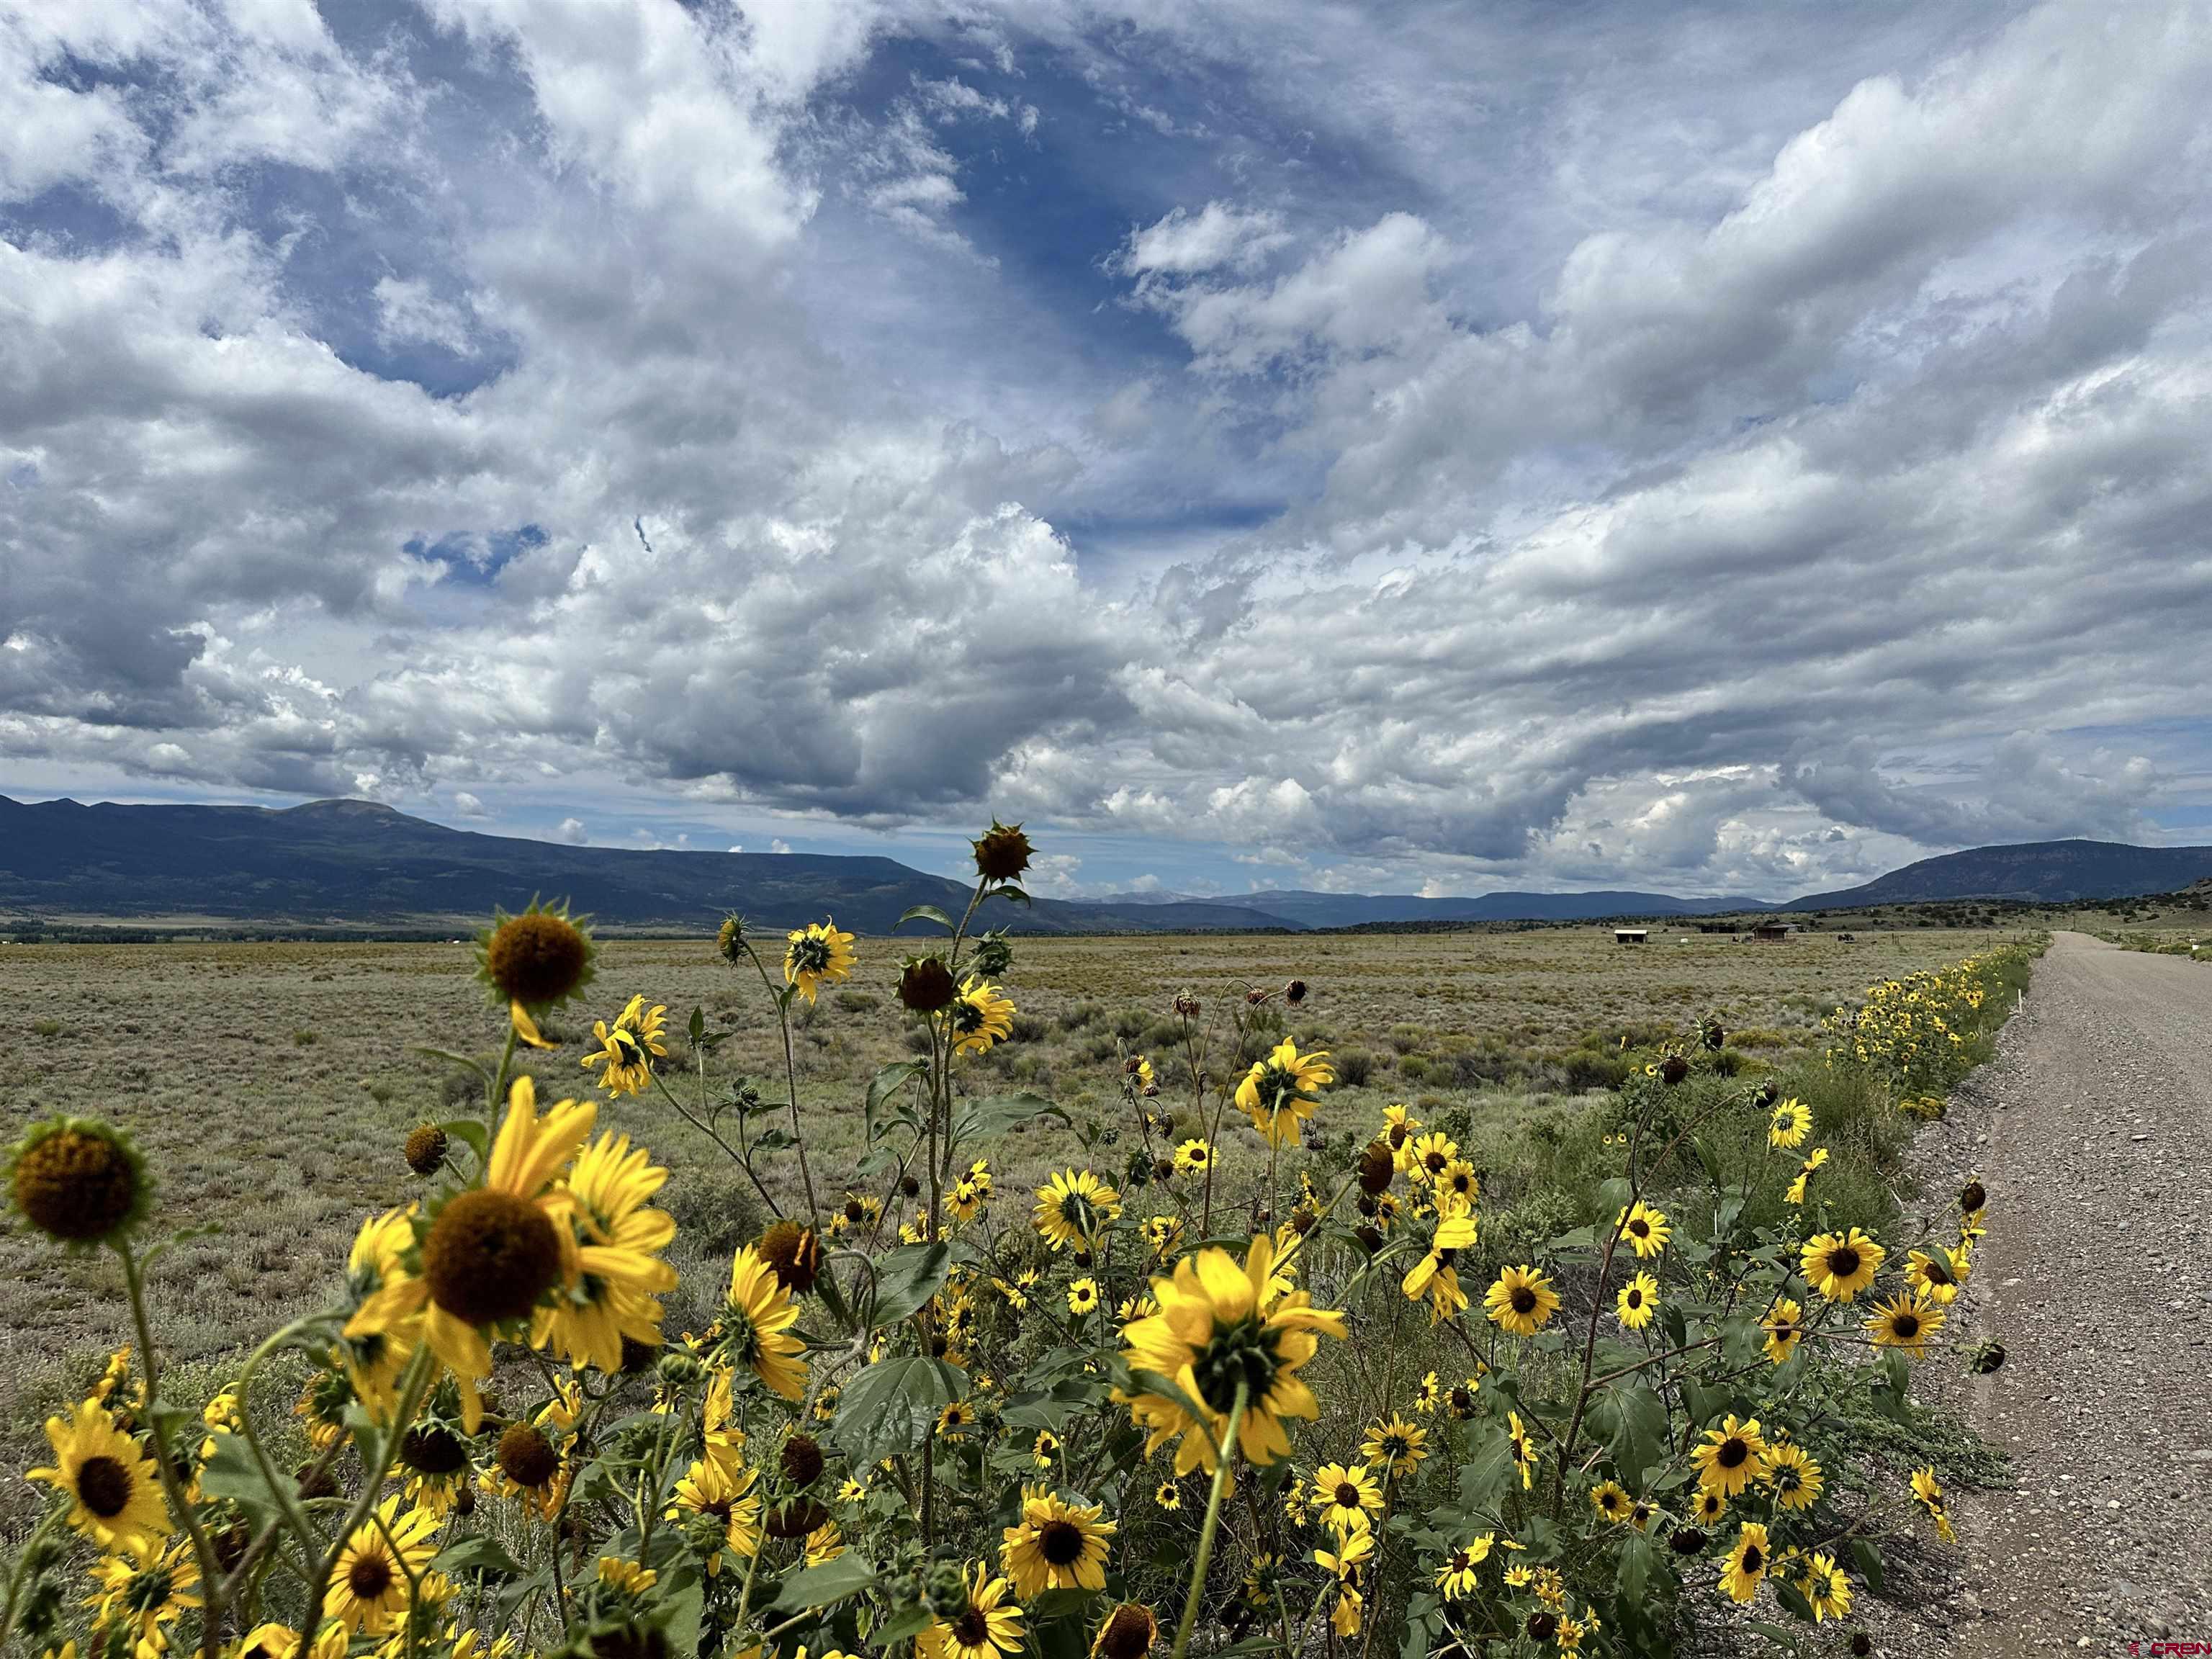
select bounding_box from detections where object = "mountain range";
[3,794,2208,933]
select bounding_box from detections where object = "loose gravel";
[1869,931,2212,1657]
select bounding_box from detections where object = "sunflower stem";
[744,942,823,1232]
[1169,1382,1246,1659]
[300,1345,436,1645]
[119,1239,229,1659]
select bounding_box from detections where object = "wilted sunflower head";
[757,1220,822,1296]
[476,900,595,1010]
[403,1123,449,1177]
[899,956,957,1013]
[971,819,1035,883]
[1094,1602,1158,1659]
[1357,1141,1395,1195]
[400,1423,469,1477]
[9,1117,149,1248]
[1959,1178,1987,1214]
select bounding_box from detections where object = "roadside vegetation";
[0,853,2038,1659]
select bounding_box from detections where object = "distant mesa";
[1,795,2206,933]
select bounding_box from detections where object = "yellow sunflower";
[1506,1412,1537,1491]
[1910,1466,1956,1543]
[326,1496,438,1635]
[1617,1201,1671,1259]
[918,1563,1024,1659]
[1717,1522,1771,1604]
[347,1076,593,1431]
[30,1399,169,1555]
[1865,1289,1945,1357]
[1115,1233,1346,1474]
[716,1245,806,1401]
[1766,1098,1811,1150]
[1691,1415,1766,1499]
[1691,1488,1727,1525]
[1235,1039,1334,1148]
[86,1537,199,1651]
[1589,1481,1631,1524]
[1141,1214,1184,1258]
[580,996,667,1097]
[1617,1271,1658,1330]
[1785,1146,1828,1205]
[1798,1552,1852,1622]
[1359,1413,1428,1478]
[1066,1277,1101,1316]
[1172,1138,1215,1177]
[1000,1488,1116,1597]
[784,920,856,1004]
[945,979,1016,1056]
[535,1130,677,1372]
[1761,1298,1804,1365]
[335,1205,420,1419]
[1310,1462,1382,1534]
[1762,1442,1823,1511]
[1434,1534,1493,1599]
[1403,1130,1459,1183]
[1401,1198,1478,1321]
[670,1455,762,1568]
[1799,1227,1884,1303]
[1483,1264,1561,1337]
[1905,1246,1966,1305]
[1033,1170,1122,1253]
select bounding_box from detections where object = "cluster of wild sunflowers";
[1,830,2013,1659]
[1820,947,2029,1098]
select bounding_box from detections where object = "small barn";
[1751,920,1797,942]
[1614,927,1649,944]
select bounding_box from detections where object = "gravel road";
[1892,931,2212,1655]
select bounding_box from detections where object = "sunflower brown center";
[401,1425,469,1476]
[485,912,589,1006]
[423,1189,562,1326]
[953,1608,992,1647]
[1333,1482,1359,1509]
[496,1424,559,1488]
[1893,1311,1920,1339]
[1097,1606,1154,1659]
[348,1551,395,1601]
[1039,1519,1087,1567]
[1825,1246,1861,1280]
[1511,1287,1537,1314]
[14,1129,138,1241]
[76,1454,133,1518]
[1628,1219,1648,1238]
[1741,1545,1763,1573]
[1717,1439,1748,1470]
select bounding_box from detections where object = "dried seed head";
[403,1123,449,1177]
[764,1497,830,1539]
[971,821,1035,883]
[1959,1179,1987,1214]
[9,1118,147,1246]
[1357,1140,1395,1195]
[779,1433,824,1489]
[1097,1604,1159,1659]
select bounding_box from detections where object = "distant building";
[1752,920,1797,941]
[1614,927,1649,944]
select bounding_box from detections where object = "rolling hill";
[5,796,2208,934]
[1787,839,2212,909]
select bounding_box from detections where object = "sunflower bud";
[400,1424,469,1477]
[1850,1635,1872,1658]
[1357,1140,1395,1195]
[1959,1179,1986,1214]
[925,1559,969,1615]
[969,931,1015,979]
[655,1349,704,1390]
[715,914,747,963]
[971,820,1034,883]
[9,1118,148,1248]
[899,956,957,1013]
[403,1123,449,1177]
[1968,1339,2006,1375]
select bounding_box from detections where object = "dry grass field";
[0,919,2013,1480]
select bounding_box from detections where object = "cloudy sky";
[4,0,2211,901]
